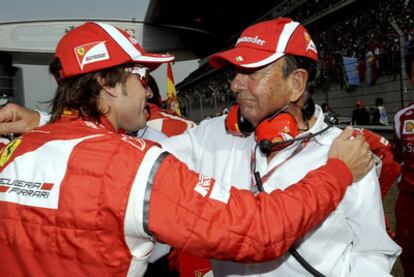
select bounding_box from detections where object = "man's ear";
[97,76,119,97]
[288,69,308,103]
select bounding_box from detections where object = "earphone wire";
[252,144,265,192]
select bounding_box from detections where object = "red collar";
[61,110,119,133]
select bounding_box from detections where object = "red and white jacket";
[0,114,353,276]
[394,102,414,191]
[146,103,196,137]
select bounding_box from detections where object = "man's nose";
[231,73,246,93]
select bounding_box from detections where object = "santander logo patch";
[237,35,266,46]
[74,41,110,70]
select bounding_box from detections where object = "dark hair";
[282,55,317,122]
[375,97,384,106]
[49,58,130,123]
[147,75,162,107]
[282,55,317,83]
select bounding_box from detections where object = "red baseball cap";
[55,22,175,78]
[210,17,318,69]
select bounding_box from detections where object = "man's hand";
[0,103,40,134]
[328,126,374,181]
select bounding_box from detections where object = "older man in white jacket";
[161,17,401,276]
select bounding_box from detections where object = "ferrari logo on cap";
[74,41,110,70]
[77,47,86,56]
[304,32,311,42]
[235,56,244,62]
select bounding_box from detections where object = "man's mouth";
[237,98,256,106]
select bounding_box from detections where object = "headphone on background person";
[225,103,333,154]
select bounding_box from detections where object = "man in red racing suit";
[393,40,414,276]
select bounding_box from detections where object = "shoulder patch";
[403,120,414,134]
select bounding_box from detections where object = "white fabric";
[137,125,167,143]
[124,145,166,277]
[162,105,401,277]
[36,112,170,266]
[96,22,143,59]
[36,110,51,127]
[135,126,170,263]
[276,21,300,53]
[378,106,389,125]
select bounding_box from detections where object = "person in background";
[352,100,371,125]
[372,97,389,125]
[321,102,338,124]
[393,38,414,277]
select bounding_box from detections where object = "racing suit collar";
[61,109,118,133]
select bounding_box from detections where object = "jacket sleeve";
[344,171,401,276]
[143,146,353,263]
[359,129,401,198]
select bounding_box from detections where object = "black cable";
[253,125,330,277]
[252,144,265,192]
[254,171,264,192]
[289,247,325,277]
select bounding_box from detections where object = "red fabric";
[147,103,195,137]
[393,103,414,192]
[355,128,401,198]
[358,60,366,83]
[56,22,174,78]
[210,17,318,69]
[178,252,212,277]
[0,115,153,276]
[148,158,353,262]
[147,102,208,274]
[394,103,414,276]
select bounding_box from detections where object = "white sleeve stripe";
[142,151,170,235]
[124,146,167,277]
[124,145,165,240]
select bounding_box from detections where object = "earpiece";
[225,104,254,136]
[255,112,300,153]
[225,104,333,154]
[225,104,300,153]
